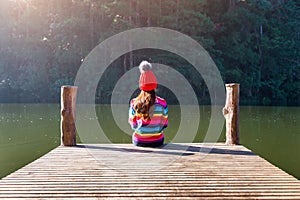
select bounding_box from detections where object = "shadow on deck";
[79,143,255,157]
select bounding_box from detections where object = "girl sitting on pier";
[128,61,168,147]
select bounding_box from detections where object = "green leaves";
[0,0,298,105]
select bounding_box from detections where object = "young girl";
[128,61,168,147]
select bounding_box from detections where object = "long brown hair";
[134,90,156,120]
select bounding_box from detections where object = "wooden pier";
[1,143,300,199]
[1,85,299,199]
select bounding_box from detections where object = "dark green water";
[0,104,299,179]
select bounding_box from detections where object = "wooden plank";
[0,143,300,199]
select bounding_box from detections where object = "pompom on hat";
[139,61,157,91]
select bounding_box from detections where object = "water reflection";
[0,104,299,179]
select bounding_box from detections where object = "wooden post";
[223,83,240,145]
[61,85,78,146]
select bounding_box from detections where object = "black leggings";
[133,138,164,148]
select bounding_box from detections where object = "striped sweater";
[128,96,168,145]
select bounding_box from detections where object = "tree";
[0,0,298,105]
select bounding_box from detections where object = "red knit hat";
[139,61,157,91]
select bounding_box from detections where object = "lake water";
[0,104,299,179]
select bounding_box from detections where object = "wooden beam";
[223,83,240,145]
[60,85,78,146]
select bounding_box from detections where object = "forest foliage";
[0,0,299,105]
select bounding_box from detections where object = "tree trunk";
[228,0,236,11]
[136,0,140,26]
[129,0,134,68]
[230,0,236,7]
[159,0,162,26]
[61,86,78,146]
[89,1,95,49]
[176,0,179,29]
[129,0,133,26]
[223,83,240,145]
[147,0,151,26]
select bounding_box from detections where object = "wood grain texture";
[60,85,77,146]
[1,143,299,199]
[223,83,240,145]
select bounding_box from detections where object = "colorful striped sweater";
[128,96,168,145]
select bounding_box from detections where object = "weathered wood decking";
[1,143,300,199]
